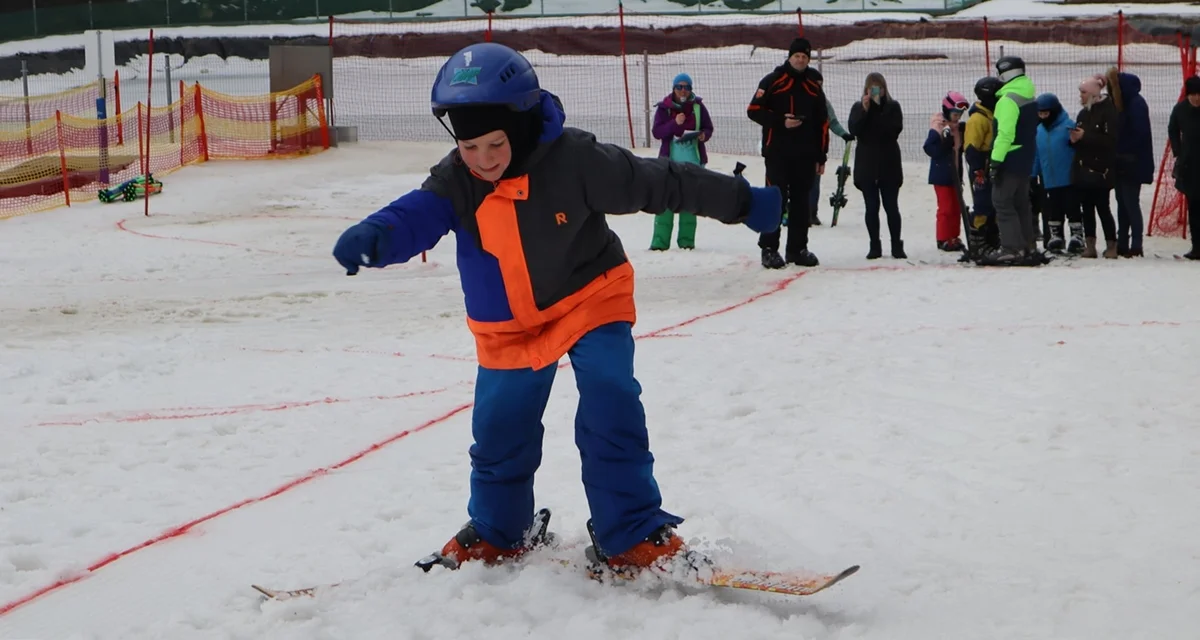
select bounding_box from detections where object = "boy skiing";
[332,43,781,576]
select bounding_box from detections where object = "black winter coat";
[747,63,830,164]
[848,96,905,189]
[1168,99,1200,197]
[1071,97,1119,190]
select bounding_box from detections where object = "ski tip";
[251,584,278,599]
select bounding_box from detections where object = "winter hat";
[789,37,812,57]
[1186,75,1200,96]
[672,73,693,89]
[1079,76,1104,100]
[1035,92,1063,113]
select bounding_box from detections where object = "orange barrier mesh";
[0,81,101,132]
[1,75,329,220]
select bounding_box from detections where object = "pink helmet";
[942,91,969,113]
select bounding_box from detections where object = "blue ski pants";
[466,321,682,558]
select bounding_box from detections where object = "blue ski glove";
[333,220,389,276]
[741,182,782,234]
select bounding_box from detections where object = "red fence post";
[486,11,493,42]
[194,84,209,162]
[797,8,803,37]
[618,2,636,148]
[1117,10,1125,71]
[983,17,991,73]
[56,110,71,207]
[114,68,123,145]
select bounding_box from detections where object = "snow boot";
[1103,238,1119,259]
[1067,223,1084,254]
[1082,236,1098,258]
[1183,246,1200,260]
[424,508,557,570]
[761,248,786,269]
[937,238,963,252]
[866,239,882,260]
[891,239,907,259]
[787,249,820,267]
[1046,221,1065,252]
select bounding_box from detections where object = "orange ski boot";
[417,508,555,572]
[584,520,708,581]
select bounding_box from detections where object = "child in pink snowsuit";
[924,91,969,251]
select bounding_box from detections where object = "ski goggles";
[948,100,969,112]
[674,83,692,91]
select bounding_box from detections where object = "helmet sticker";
[450,67,482,85]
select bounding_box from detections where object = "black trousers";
[1042,186,1081,228]
[859,181,903,243]
[1078,186,1117,241]
[758,156,816,256]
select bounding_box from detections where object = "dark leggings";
[1078,186,1116,241]
[859,181,903,242]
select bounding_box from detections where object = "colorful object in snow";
[98,175,163,203]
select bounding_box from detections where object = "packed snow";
[1,138,1199,639]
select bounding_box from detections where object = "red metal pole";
[618,2,635,148]
[56,111,71,207]
[486,11,493,42]
[144,28,154,217]
[796,8,803,36]
[983,17,991,73]
[114,69,123,145]
[1117,11,1125,72]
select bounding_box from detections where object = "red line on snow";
[0,271,808,617]
[0,403,472,618]
[33,387,452,427]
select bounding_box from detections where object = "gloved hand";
[988,161,1002,183]
[842,133,854,142]
[332,220,389,275]
[739,179,783,234]
[973,169,986,186]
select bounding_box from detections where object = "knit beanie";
[789,38,811,57]
[672,73,693,89]
[1187,76,1200,96]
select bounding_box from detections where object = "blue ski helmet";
[431,43,541,117]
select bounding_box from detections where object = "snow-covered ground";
[1,140,1198,639]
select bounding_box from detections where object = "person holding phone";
[747,37,830,268]
[1168,76,1200,260]
[1069,75,1119,259]
[650,73,715,251]
[848,72,906,259]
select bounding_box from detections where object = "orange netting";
[0,75,329,220]
[0,81,101,132]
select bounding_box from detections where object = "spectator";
[1168,75,1200,260]
[650,72,714,251]
[924,91,969,253]
[1032,93,1083,253]
[1105,67,1154,257]
[807,68,853,227]
[848,72,906,260]
[1070,75,1119,259]
[747,37,829,268]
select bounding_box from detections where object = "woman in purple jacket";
[650,73,714,250]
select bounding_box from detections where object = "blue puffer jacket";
[1032,95,1076,190]
[1114,72,1155,184]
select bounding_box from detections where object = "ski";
[829,141,853,227]
[253,508,858,601]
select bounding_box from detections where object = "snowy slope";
[1,141,1199,639]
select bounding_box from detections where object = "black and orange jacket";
[747,63,829,164]
[361,91,749,371]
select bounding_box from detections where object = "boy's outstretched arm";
[333,188,456,275]
[579,136,778,232]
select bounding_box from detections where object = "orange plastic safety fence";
[1,77,329,221]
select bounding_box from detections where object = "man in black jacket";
[1168,75,1200,259]
[747,37,829,268]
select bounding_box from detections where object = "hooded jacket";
[1032,98,1076,190]
[363,91,750,370]
[963,101,995,178]
[1071,95,1119,189]
[652,93,714,164]
[1168,97,1200,195]
[747,62,830,164]
[990,74,1039,176]
[923,115,964,186]
[1108,72,1156,184]
[848,73,905,188]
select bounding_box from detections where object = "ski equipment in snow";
[829,142,853,226]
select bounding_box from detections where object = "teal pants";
[651,139,702,250]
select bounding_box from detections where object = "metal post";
[817,49,823,73]
[244,0,248,22]
[463,0,468,17]
[89,0,94,28]
[388,0,393,18]
[165,0,170,24]
[642,50,651,148]
[22,60,33,155]
[316,0,320,18]
[999,45,1005,59]
[165,60,175,143]
[32,0,38,37]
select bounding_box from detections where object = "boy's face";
[458,130,511,182]
[1038,109,1050,121]
[1189,94,1200,107]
